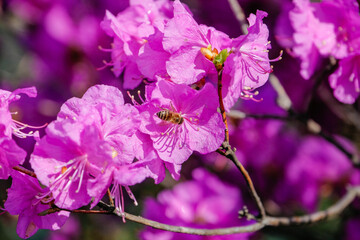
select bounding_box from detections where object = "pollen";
[61,167,67,174]
[112,149,119,159]
[200,45,218,61]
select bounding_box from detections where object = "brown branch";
[217,67,229,143]
[227,0,248,34]
[227,110,290,121]
[70,186,360,235]
[265,186,360,226]
[124,212,264,235]
[12,166,37,178]
[217,142,266,219]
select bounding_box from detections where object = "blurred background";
[1,0,360,239]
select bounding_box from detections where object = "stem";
[74,186,360,235]
[217,67,229,143]
[217,142,266,219]
[12,166,37,178]
[107,189,115,206]
[265,186,360,226]
[124,212,264,235]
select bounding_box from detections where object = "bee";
[156,109,184,125]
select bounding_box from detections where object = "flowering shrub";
[0,0,360,239]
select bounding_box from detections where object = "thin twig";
[12,166,37,178]
[16,163,358,236]
[217,142,267,219]
[227,0,248,34]
[56,186,360,235]
[265,186,360,226]
[107,189,115,206]
[217,68,229,143]
[227,110,290,121]
[124,212,264,235]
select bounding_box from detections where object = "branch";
[227,110,290,121]
[124,212,264,235]
[217,142,267,219]
[217,67,230,143]
[227,0,248,34]
[12,166,37,178]
[264,186,360,226]
[84,186,360,235]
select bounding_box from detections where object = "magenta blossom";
[100,0,173,88]
[277,136,360,211]
[163,0,231,85]
[288,0,336,80]
[140,168,251,240]
[0,87,42,138]
[137,80,224,166]
[56,84,166,214]
[314,0,360,59]
[0,125,26,179]
[329,54,360,104]
[30,118,114,210]
[5,171,69,239]
[223,10,281,111]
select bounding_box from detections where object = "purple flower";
[223,10,280,111]
[137,80,224,165]
[5,170,69,239]
[275,0,336,80]
[289,0,336,79]
[101,0,173,88]
[315,0,360,59]
[140,168,251,240]
[277,136,360,211]
[30,119,114,210]
[55,84,166,214]
[163,0,231,85]
[329,54,360,104]
[0,126,26,180]
[0,87,40,138]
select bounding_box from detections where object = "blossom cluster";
[0,0,279,238]
[100,0,279,110]
[1,0,359,239]
[276,0,360,104]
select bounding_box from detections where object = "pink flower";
[163,0,231,85]
[5,171,69,239]
[137,80,224,165]
[30,119,114,210]
[290,0,336,79]
[315,0,360,59]
[0,126,26,179]
[55,85,166,214]
[329,54,360,104]
[0,87,41,138]
[100,0,173,88]
[223,10,281,110]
